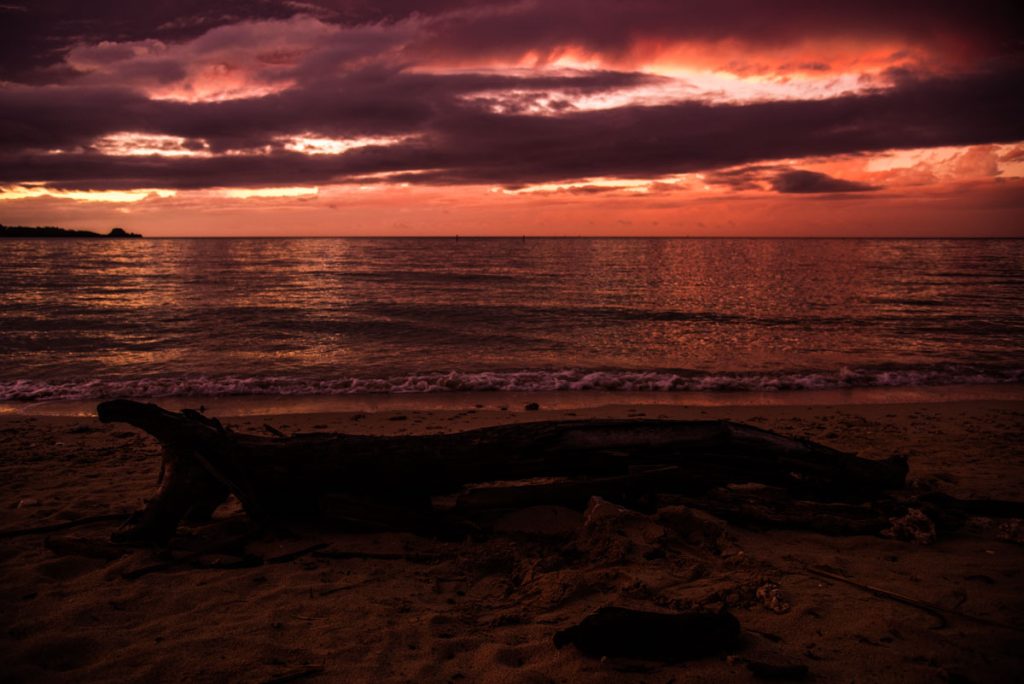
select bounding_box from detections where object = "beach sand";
[2,397,1023,682]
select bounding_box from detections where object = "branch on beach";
[96,399,912,543]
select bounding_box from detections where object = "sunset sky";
[1,1,1022,236]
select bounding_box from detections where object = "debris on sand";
[882,508,936,545]
[756,582,791,614]
[553,606,740,661]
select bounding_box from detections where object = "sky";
[1,0,1022,236]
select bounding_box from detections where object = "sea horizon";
[8,234,1024,240]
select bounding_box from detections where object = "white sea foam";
[2,366,1021,401]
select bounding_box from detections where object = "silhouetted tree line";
[0,224,141,238]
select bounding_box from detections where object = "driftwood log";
[96,399,909,543]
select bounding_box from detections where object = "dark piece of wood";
[264,424,287,438]
[456,466,679,511]
[553,606,740,661]
[110,444,230,545]
[667,487,891,536]
[96,399,907,542]
[916,492,1024,519]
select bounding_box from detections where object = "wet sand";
[1,397,1023,682]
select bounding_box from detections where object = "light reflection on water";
[1,238,1022,399]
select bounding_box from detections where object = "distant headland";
[0,224,142,238]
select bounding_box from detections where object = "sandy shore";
[2,396,1023,682]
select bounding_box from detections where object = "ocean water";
[1,238,1022,402]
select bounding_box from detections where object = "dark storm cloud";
[701,165,779,191]
[702,165,880,194]
[409,0,1024,65]
[1,2,1022,191]
[2,65,1022,190]
[0,1,502,84]
[0,1,299,84]
[0,68,661,152]
[3,1,1020,84]
[771,170,879,194]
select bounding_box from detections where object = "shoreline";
[4,382,1024,418]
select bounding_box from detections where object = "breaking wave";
[2,365,1022,401]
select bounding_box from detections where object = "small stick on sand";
[807,566,947,628]
[263,423,288,438]
[806,566,1024,633]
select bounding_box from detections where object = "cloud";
[0,67,663,159]
[0,5,1021,197]
[3,1,1020,85]
[695,163,884,195]
[771,170,879,193]
[408,0,1023,72]
[2,63,1022,191]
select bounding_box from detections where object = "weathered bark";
[662,487,892,536]
[455,466,679,511]
[97,399,909,543]
[915,492,1024,520]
